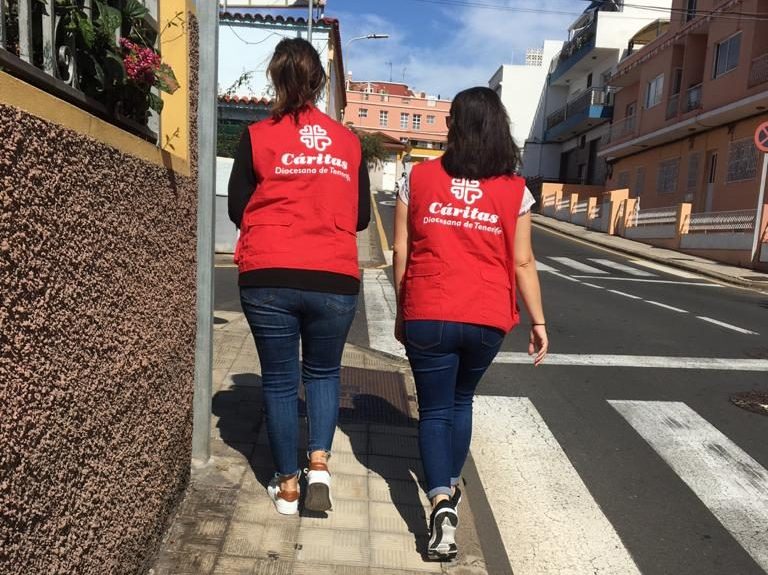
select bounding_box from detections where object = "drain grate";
[300,367,412,426]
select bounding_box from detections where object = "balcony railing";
[0,0,162,142]
[608,114,636,143]
[685,83,702,113]
[666,93,679,120]
[748,53,768,88]
[546,87,614,131]
[550,18,597,78]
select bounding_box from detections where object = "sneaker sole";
[428,513,458,560]
[305,482,332,512]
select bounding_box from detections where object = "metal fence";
[589,202,602,220]
[573,200,588,215]
[556,198,571,211]
[630,205,678,227]
[1,0,160,140]
[686,209,756,234]
[749,53,768,89]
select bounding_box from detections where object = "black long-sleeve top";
[228,128,371,294]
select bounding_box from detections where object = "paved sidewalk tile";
[150,309,491,575]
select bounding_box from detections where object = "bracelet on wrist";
[531,322,546,327]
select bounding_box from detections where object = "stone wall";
[0,14,199,573]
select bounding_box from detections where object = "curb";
[532,214,768,294]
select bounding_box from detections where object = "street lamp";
[344,34,390,48]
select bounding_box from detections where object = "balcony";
[685,84,702,113]
[550,18,598,83]
[545,87,614,142]
[607,114,636,143]
[666,93,679,120]
[748,53,768,88]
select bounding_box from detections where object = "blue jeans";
[405,320,504,499]
[240,287,357,477]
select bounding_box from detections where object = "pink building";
[344,77,451,162]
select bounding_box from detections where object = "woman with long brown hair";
[228,38,370,515]
[393,87,548,559]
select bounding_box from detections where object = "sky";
[323,0,582,98]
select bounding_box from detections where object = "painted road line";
[627,259,705,279]
[607,289,643,300]
[581,282,605,289]
[610,400,768,572]
[493,353,768,371]
[472,397,641,575]
[572,276,720,287]
[646,300,689,313]
[534,261,559,273]
[548,257,608,274]
[547,270,582,283]
[588,258,657,277]
[697,316,759,336]
[362,268,404,358]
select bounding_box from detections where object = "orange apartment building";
[344,77,451,188]
[601,0,768,213]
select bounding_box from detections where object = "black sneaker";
[427,499,458,560]
[451,485,462,510]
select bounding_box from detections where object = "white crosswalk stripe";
[472,396,641,574]
[611,400,768,572]
[588,258,657,277]
[548,256,608,274]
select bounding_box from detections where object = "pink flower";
[120,38,161,85]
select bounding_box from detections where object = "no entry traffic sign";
[754,121,768,152]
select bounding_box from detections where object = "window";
[400,113,409,129]
[685,0,697,22]
[726,139,757,182]
[672,68,683,95]
[617,171,630,189]
[714,33,741,78]
[413,114,422,130]
[646,74,664,108]
[657,158,680,194]
[426,115,435,125]
[687,152,701,190]
[363,93,369,101]
[358,108,368,119]
[635,167,646,197]
[379,110,388,127]
[379,90,389,102]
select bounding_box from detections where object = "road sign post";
[752,122,768,262]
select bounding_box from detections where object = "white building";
[523,0,673,187]
[488,41,563,154]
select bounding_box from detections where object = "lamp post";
[344,34,390,48]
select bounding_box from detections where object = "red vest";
[235,106,362,279]
[402,159,525,332]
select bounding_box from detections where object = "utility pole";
[192,0,218,464]
[308,0,313,42]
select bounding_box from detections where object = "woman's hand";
[395,313,405,344]
[529,324,548,367]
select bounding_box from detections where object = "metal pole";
[307,0,313,42]
[192,0,218,464]
[751,153,768,262]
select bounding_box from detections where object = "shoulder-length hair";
[267,38,327,123]
[441,87,520,180]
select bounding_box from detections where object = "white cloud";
[335,1,575,98]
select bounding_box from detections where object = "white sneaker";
[304,461,333,512]
[267,474,300,515]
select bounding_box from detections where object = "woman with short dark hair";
[228,38,370,515]
[393,86,548,559]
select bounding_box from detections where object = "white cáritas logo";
[450,178,483,205]
[299,124,333,151]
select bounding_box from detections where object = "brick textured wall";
[0,14,200,574]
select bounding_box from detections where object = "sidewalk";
[532,214,768,293]
[149,306,490,575]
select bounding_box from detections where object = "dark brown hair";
[441,87,520,180]
[267,38,327,123]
